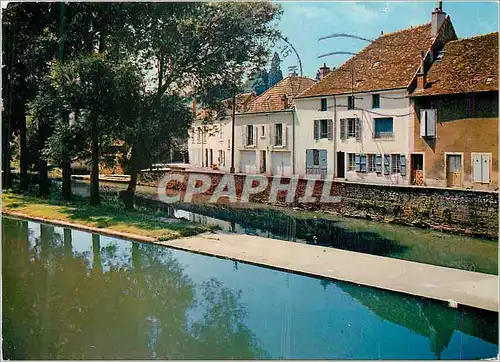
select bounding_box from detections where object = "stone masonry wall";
[138,170,499,238]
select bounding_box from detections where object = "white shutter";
[472,154,482,182]
[254,125,257,146]
[420,110,427,137]
[243,126,247,146]
[427,109,436,137]
[481,154,490,183]
[283,124,287,147]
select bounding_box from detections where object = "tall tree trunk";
[38,118,49,196]
[90,115,100,205]
[120,145,138,211]
[2,127,12,190]
[19,103,28,192]
[61,111,71,201]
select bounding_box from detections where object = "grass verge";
[2,192,216,241]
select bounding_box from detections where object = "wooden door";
[446,155,462,187]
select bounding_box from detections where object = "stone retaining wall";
[139,170,499,238]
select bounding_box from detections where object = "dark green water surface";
[2,216,498,359]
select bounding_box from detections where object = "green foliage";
[267,51,283,89]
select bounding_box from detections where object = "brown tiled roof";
[298,23,436,98]
[411,32,498,96]
[197,92,256,121]
[244,76,316,113]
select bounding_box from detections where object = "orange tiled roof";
[197,92,256,121]
[244,76,316,113]
[298,23,436,98]
[411,32,498,96]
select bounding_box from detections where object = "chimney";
[289,70,298,77]
[280,94,289,109]
[319,63,331,79]
[431,0,446,37]
[416,51,427,90]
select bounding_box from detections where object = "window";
[314,119,333,140]
[348,153,356,171]
[367,154,376,172]
[391,154,401,174]
[420,109,437,138]
[246,125,254,146]
[348,119,356,137]
[275,123,283,146]
[372,94,380,109]
[320,98,328,111]
[261,125,265,138]
[340,118,360,140]
[472,153,490,184]
[374,117,394,138]
[347,95,355,110]
[313,149,320,166]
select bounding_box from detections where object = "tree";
[251,69,269,96]
[267,51,283,89]
[118,2,282,209]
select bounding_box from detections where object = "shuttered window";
[367,154,376,172]
[420,109,437,138]
[472,153,491,183]
[314,119,333,140]
[374,118,394,138]
[275,124,283,146]
[341,118,360,140]
[355,154,361,172]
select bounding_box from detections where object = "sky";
[2,1,497,80]
[274,1,498,78]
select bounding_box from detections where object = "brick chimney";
[319,63,331,79]
[416,51,427,90]
[431,0,446,37]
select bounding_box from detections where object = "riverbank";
[2,192,216,241]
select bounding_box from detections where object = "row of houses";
[188,4,498,191]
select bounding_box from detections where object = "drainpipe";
[292,106,296,175]
[333,95,337,178]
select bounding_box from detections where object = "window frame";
[374,117,394,138]
[347,95,355,110]
[319,119,328,139]
[391,154,401,174]
[372,94,380,109]
[275,123,283,146]
[320,98,328,112]
[347,119,356,138]
[348,153,356,171]
[367,154,376,172]
[246,125,254,146]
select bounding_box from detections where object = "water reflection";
[2,217,265,360]
[2,217,498,360]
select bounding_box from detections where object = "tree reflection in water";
[2,217,266,360]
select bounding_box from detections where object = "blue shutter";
[306,149,313,173]
[400,154,407,176]
[383,154,390,175]
[375,154,382,173]
[340,119,346,140]
[327,120,333,140]
[355,154,361,172]
[360,154,367,172]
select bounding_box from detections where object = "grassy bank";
[2,192,216,241]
